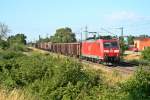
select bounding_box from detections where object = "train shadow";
[107,61,138,67]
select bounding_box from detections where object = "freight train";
[35,38,120,63]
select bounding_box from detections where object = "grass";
[0,88,35,100]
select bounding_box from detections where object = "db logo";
[88,46,92,51]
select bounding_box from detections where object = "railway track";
[81,59,135,75]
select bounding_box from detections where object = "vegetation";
[139,34,150,38]
[0,22,10,40]
[7,34,28,52]
[119,37,128,58]
[38,35,50,43]
[0,49,149,100]
[0,30,27,51]
[0,51,102,99]
[37,27,76,43]
[8,34,27,45]
[122,67,150,100]
[141,47,150,61]
[0,22,27,51]
[0,39,9,49]
[127,35,134,45]
[50,27,76,43]
[0,88,34,100]
[0,22,10,49]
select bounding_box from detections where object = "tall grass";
[0,88,35,100]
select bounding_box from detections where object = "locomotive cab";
[103,40,120,63]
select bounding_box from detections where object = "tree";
[8,33,27,45]
[50,27,76,43]
[37,37,50,43]
[128,35,135,45]
[139,34,149,38]
[0,22,10,49]
[0,22,10,40]
[7,34,27,51]
[119,36,128,58]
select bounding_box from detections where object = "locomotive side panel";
[81,40,104,60]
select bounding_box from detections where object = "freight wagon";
[36,42,81,57]
[51,43,81,57]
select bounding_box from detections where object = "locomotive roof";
[83,38,118,42]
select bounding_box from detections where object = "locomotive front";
[103,40,120,63]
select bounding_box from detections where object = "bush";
[0,50,24,60]
[128,59,150,66]
[0,40,9,49]
[2,50,150,100]
[0,53,103,99]
[26,57,102,100]
[142,47,150,61]
[121,67,150,100]
[9,44,28,52]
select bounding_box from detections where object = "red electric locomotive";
[81,38,120,63]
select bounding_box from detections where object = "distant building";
[134,38,150,51]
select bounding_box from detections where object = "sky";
[0,0,150,42]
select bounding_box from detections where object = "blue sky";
[0,0,150,41]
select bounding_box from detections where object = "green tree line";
[38,27,76,43]
[0,22,27,50]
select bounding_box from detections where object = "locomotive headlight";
[104,50,109,53]
[114,50,119,53]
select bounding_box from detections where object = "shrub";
[9,44,28,52]
[0,40,9,49]
[141,47,150,61]
[121,67,150,100]
[26,57,103,100]
[4,50,150,100]
[128,59,150,66]
[0,50,24,60]
[0,53,103,100]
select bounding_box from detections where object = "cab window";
[104,42,118,48]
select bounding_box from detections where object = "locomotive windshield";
[103,41,118,48]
